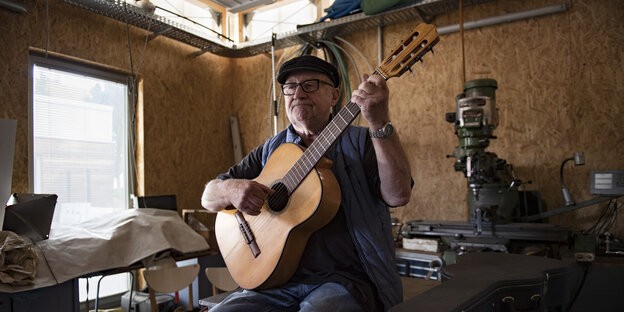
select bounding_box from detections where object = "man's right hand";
[225,179,275,215]
[201,178,274,216]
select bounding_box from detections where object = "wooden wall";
[232,0,624,238]
[1,0,623,239]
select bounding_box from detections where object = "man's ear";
[331,87,340,106]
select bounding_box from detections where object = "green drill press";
[446,79,522,234]
[401,80,571,255]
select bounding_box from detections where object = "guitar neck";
[281,70,385,194]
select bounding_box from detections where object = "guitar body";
[215,143,341,290]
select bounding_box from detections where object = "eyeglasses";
[281,79,334,95]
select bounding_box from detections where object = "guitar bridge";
[235,211,261,258]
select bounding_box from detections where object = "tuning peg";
[421,59,425,67]
[430,48,435,55]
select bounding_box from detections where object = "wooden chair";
[201,267,239,310]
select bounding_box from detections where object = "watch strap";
[369,121,393,139]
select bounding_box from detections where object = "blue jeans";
[209,282,363,312]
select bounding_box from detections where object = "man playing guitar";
[201,55,412,311]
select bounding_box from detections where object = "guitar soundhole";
[267,182,289,213]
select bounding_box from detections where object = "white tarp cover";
[0,208,210,293]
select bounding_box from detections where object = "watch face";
[384,123,394,136]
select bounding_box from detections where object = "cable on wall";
[334,36,373,75]
[267,45,301,135]
[123,2,134,77]
[459,0,466,85]
[123,0,140,200]
[271,33,278,136]
[325,42,349,114]
[135,18,153,77]
[122,0,157,199]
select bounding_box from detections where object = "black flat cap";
[277,55,340,87]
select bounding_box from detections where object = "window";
[29,53,135,303]
[245,0,318,41]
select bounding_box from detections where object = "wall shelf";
[63,0,494,58]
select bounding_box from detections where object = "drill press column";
[446,79,521,231]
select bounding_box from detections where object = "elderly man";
[201,55,412,311]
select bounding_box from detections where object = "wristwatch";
[369,121,394,139]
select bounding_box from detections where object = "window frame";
[27,51,137,201]
[27,50,138,304]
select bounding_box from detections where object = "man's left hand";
[351,74,390,130]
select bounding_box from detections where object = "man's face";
[283,70,339,133]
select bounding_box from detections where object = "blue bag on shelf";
[319,0,362,22]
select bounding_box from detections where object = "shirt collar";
[286,124,302,145]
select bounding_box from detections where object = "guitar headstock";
[376,23,440,80]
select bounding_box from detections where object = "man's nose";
[293,84,307,98]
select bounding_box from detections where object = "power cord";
[585,198,619,236]
[565,261,591,312]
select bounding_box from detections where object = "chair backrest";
[143,263,200,294]
[205,267,238,295]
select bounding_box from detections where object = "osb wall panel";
[229,0,624,238]
[0,4,31,195]
[0,0,233,214]
[139,39,233,213]
[230,53,281,160]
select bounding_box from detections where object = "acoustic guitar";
[215,23,440,290]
